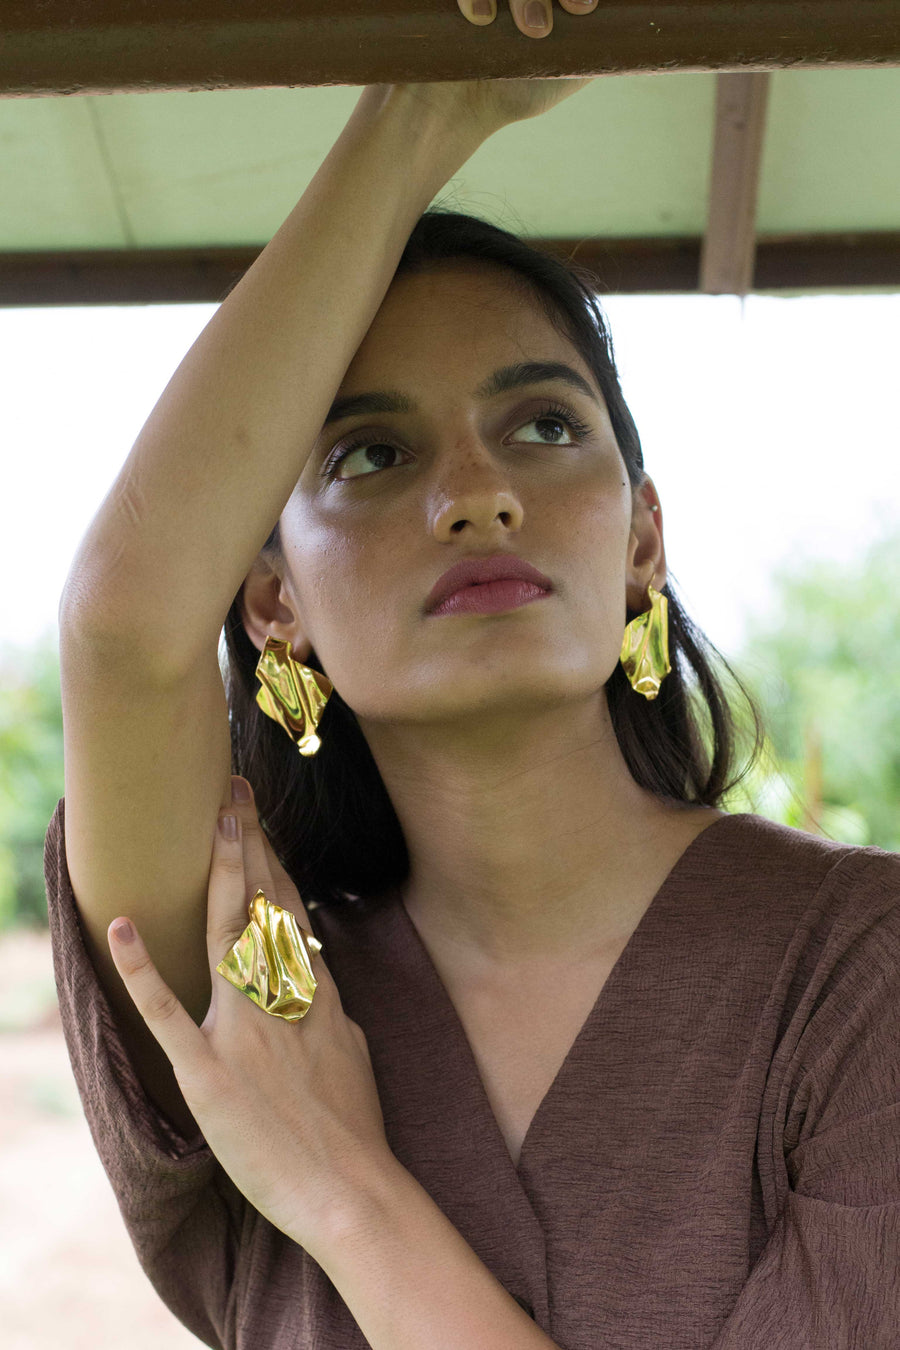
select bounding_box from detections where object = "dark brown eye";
[323,397,593,480]
[324,438,407,480]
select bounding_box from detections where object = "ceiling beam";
[3,1,900,98]
[700,72,772,295]
[2,235,898,306]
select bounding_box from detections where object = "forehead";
[347,260,585,379]
[386,258,544,310]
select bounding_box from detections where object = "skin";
[239,260,721,985]
[107,257,726,1261]
[458,0,600,41]
[103,49,713,1315]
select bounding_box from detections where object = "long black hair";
[221,208,765,906]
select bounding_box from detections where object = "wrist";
[302,1149,411,1265]
[351,83,489,187]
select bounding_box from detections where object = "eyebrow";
[321,361,600,430]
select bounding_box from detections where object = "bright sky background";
[2,292,898,667]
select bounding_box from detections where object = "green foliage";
[0,632,65,930]
[723,529,900,852]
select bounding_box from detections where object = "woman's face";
[268,262,662,731]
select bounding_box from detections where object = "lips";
[425,554,553,614]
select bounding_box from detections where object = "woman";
[44,11,899,1349]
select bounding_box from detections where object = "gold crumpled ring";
[216,889,324,1022]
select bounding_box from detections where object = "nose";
[429,439,525,541]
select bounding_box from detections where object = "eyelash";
[322,399,594,480]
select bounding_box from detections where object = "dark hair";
[222,208,765,906]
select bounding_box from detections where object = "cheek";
[288,520,398,651]
[551,471,632,564]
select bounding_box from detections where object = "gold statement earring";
[254,635,334,756]
[619,576,671,700]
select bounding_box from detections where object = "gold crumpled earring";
[619,578,671,700]
[254,635,334,756]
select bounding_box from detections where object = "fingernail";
[472,0,492,14]
[231,776,251,803]
[219,813,238,841]
[112,919,134,944]
[525,1,548,27]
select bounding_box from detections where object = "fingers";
[207,795,288,1035]
[207,805,252,959]
[107,918,204,1069]
[512,0,598,36]
[457,0,496,26]
[228,777,286,908]
[458,1,598,39]
[223,776,313,934]
[229,777,273,896]
[515,2,552,34]
[231,778,296,900]
[212,780,328,1031]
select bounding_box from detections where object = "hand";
[359,1,597,145]
[458,0,598,41]
[106,777,392,1254]
[433,0,599,136]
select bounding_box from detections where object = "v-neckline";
[390,810,750,1176]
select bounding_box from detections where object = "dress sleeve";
[43,797,248,1350]
[711,848,900,1349]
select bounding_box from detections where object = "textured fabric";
[44,799,900,1349]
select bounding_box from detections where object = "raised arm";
[60,86,484,674]
[54,86,488,1140]
[54,71,590,1141]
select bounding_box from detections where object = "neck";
[359,694,715,970]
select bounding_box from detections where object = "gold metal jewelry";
[255,635,334,756]
[216,889,323,1022]
[619,579,671,700]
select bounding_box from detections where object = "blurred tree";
[723,529,900,852]
[0,633,64,929]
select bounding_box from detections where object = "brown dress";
[43,799,900,1349]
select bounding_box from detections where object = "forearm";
[310,1158,560,1350]
[61,86,483,674]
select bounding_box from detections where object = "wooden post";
[700,73,771,295]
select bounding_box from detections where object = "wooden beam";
[699,73,771,295]
[2,1,900,97]
[2,235,898,306]
[753,233,900,290]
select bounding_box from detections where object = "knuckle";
[179,1062,220,1113]
[144,983,180,1024]
[122,947,154,981]
[210,920,245,952]
[316,962,335,995]
[217,850,246,877]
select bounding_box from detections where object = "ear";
[238,554,314,664]
[625,477,667,613]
